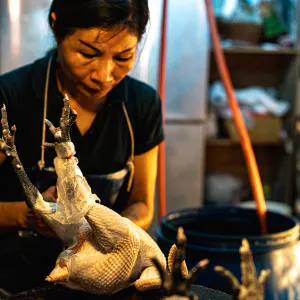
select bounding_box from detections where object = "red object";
[204,0,267,234]
[157,0,168,219]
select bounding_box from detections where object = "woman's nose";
[90,59,114,84]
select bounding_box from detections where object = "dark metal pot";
[156,206,300,300]
[5,284,232,300]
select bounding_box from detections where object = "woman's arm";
[0,201,28,231]
[120,146,159,230]
[0,153,21,232]
[0,152,6,166]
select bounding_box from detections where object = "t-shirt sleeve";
[134,89,165,155]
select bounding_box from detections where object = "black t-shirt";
[0,53,164,203]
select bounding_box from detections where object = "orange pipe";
[158,0,168,218]
[204,0,267,234]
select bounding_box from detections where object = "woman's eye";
[81,52,96,59]
[115,56,133,62]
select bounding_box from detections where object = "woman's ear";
[50,12,57,28]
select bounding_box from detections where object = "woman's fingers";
[42,186,57,203]
[25,209,58,238]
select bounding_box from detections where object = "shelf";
[206,138,284,147]
[210,46,300,56]
[205,139,285,185]
[209,47,296,88]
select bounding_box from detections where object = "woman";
[0,0,163,292]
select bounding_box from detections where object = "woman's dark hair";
[48,0,149,41]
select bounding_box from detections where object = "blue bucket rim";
[159,206,300,252]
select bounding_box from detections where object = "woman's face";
[57,26,138,100]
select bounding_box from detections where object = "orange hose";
[158,0,168,218]
[204,0,267,234]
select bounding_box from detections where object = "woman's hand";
[16,186,58,238]
[42,186,57,203]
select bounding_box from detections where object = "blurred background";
[0,0,299,234]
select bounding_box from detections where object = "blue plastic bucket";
[156,206,300,300]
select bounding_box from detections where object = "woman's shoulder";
[0,55,50,105]
[126,76,158,99]
[0,64,33,95]
[125,76,161,113]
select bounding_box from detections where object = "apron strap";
[121,102,135,192]
[38,55,53,171]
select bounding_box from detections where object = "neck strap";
[38,55,53,171]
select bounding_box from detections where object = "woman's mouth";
[84,84,113,94]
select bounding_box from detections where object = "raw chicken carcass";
[0,97,166,295]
